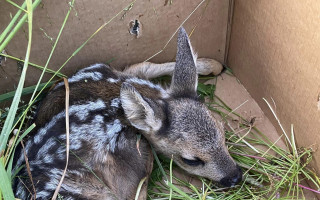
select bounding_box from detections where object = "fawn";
[13,27,242,199]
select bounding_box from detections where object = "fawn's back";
[14,64,160,199]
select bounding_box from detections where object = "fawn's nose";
[219,165,242,187]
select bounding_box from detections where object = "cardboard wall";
[0,0,229,95]
[228,1,320,173]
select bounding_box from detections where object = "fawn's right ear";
[170,27,198,98]
[120,83,162,133]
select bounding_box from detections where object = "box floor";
[168,73,317,199]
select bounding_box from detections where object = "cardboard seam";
[223,0,234,65]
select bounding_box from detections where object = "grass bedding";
[147,79,320,199]
[0,0,320,199]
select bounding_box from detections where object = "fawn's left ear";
[120,82,162,132]
[170,27,198,98]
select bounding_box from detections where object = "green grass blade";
[0,158,15,199]
[6,123,36,174]
[166,182,193,200]
[0,53,66,78]
[135,176,147,200]
[29,0,74,103]
[0,0,41,53]
[169,156,173,200]
[0,81,54,102]
[151,146,168,182]
[0,1,26,44]
[0,0,34,152]
[11,165,25,182]
[14,123,36,149]
[5,0,27,12]
[6,0,138,138]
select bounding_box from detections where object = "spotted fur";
[13,27,240,200]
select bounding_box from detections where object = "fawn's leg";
[123,58,223,79]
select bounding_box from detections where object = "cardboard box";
[228,0,320,176]
[1,0,319,198]
[0,0,229,94]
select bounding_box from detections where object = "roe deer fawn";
[13,27,242,200]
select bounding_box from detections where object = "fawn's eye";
[181,156,205,166]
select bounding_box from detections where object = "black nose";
[219,165,242,187]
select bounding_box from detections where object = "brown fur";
[13,27,240,200]
[35,79,164,129]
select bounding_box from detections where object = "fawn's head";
[120,27,242,187]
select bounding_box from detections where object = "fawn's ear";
[170,27,198,98]
[120,83,162,132]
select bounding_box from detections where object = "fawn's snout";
[219,165,242,187]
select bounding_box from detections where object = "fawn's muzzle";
[219,165,242,187]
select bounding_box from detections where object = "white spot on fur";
[78,63,107,72]
[127,77,161,90]
[43,169,61,195]
[55,115,123,163]
[111,98,120,108]
[43,168,81,196]
[36,138,56,160]
[34,118,59,144]
[70,139,82,150]
[14,140,33,172]
[16,182,27,199]
[54,71,103,89]
[68,71,103,83]
[24,139,32,152]
[68,169,84,177]
[43,155,54,163]
[44,175,59,191]
[106,119,122,152]
[55,145,67,160]
[33,99,106,145]
[107,78,119,83]
[126,77,169,98]
[37,190,50,198]
[14,99,106,173]
[74,100,106,121]
[56,149,65,160]
[60,183,82,195]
